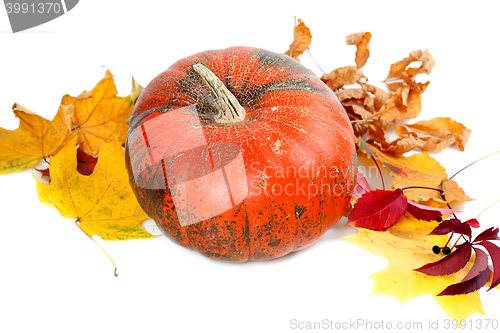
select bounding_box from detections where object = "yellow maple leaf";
[0,103,71,174]
[36,136,154,241]
[343,213,485,320]
[131,76,145,103]
[62,70,134,156]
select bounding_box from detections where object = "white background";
[1,1,500,332]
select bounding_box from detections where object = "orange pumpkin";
[125,46,357,261]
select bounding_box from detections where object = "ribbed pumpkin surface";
[125,46,357,261]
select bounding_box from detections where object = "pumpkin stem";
[193,63,246,124]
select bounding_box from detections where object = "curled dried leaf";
[386,48,435,81]
[378,85,422,122]
[407,49,435,77]
[321,66,366,91]
[358,82,389,110]
[284,18,312,61]
[346,32,372,69]
[405,117,472,151]
[371,124,456,155]
[343,101,373,120]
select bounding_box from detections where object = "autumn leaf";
[353,171,371,199]
[428,218,472,238]
[284,18,312,61]
[76,146,98,176]
[35,145,99,183]
[414,242,472,276]
[358,82,388,110]
[475,227,500,242]
[62,70,134,156]
[385,49,435,85]
[442,179,473,202]
[36,136,154,240]
[320,66,365,91]
[477,240,500,290]
[438,248,490,296]
[347,189,408,231]
[414,223,500,294]
[131,77,144,103]
[345,32,372,69]
[465,219,480,228]
[377,85,423,123]
[406,201,456,221]
[404,117,472,151]
[344,171,371,217]
[459,248,489,284]
[343,214,486,320]
[438,267,490,296]
[0,103,71,174]
[359,138,470,204]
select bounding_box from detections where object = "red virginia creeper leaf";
[462,247,489,282]
[476,240,500,290]
[35,167,51,183]
[465,218,480,228]
[353,171,371,199]
[437,267,490,296]
[414,242,472,276]
[76,146,98,176]
[474,227,500,242]
[428,218,471,238]
[406,200,456,221]
[33,147,98,182]
[347,188,408,231]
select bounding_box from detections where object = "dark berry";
[432,245,441,254]
[436,216,443,222]
[442,247,451,255]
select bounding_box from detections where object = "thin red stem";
[371,158,385,190]
[401,186,443,193]
[449,150,500,180]
[440,183,458,219]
